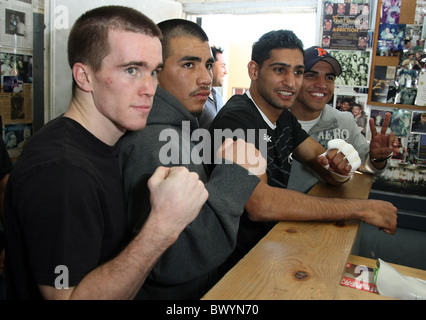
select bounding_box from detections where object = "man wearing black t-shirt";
[210,30,397,270]
[4,6,208,300]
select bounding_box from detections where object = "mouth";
[309,92,327,100]
[132,105,151,113]
[192,89,211,101]
[276,89,296,99]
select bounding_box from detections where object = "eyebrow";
[179,56,215,64]
[269,62,305,70]
[118,61,146,68]
[118,61,164,69]
[305,69,336,77]
[180,56,201,62]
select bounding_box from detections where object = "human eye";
[125,67,138,76]
[274,67,285,73]
[294,69,304,76]
[207,62,214,70]
[151,66,162,78]
[183,62,194,69]
[326,75,335,81]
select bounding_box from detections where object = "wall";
[197,11,318,102]
[46,0,183,121]
[227,41,252,98]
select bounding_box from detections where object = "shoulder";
[13,117,112,179]
[325,105,355,122]
[211,94,262,130]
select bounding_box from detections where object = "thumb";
[148,166,171,189]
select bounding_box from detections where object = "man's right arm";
[39,166,207,300]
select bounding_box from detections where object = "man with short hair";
[198,46,227,129]
[5,6,208,300]
[209,31,397,270]
[118,19,264,299]
[288,46,395,193]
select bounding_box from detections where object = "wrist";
[371,153,392,163]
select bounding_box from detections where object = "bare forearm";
[246,182,361,221]
[246,182,397,234]
[40,216,178,300]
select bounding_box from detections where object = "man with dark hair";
[209,30,397,270]
[118,19,264,299]
[351,102,368,135]
[198,46,227,129]
[288,46,395,193]
[5,6,208,300]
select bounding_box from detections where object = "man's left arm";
[367,113,396,171]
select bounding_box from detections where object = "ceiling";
[175,0,319,15]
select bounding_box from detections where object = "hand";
[216,138,266,177]
[358,199,398,235]
[146,166,208,242]
[369,112,396,163]
[323,149,352,175]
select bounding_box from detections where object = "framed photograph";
[334,92,369,136]
[377,23,405,56]
[330,49,371,88]
[3,123,32,162]
[381,0,401,24]
[411,111,426,134]
[390,108,412,136]
[390,136,408,163]
[232,88,248,95]
[322,2,370,50]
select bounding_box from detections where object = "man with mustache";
[118,19,265,299]
[209,30,397,272]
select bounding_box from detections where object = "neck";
[65,93,124,146]
[291,99,321,121]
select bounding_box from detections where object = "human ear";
[248,60,259,81]
[72,63,92,92]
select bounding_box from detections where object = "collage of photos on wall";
[323,0,426,196]
[0,0,34,163]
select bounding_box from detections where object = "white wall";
[46,0,183,120]
[195,12,318,101]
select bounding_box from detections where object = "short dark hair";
[251,30,304,68]
[68,6,161,94]
[211,46,224,61]
[352,103,363,110]
[157,19,209,62]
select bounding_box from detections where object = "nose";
[138,74,158,97]
[282,72,297,89]
[315,76,327,89]
[198,67,213,87]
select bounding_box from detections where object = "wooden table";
[202,172,426,300]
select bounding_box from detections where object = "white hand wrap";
[319,139,361,182]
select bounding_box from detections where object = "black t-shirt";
[209,93,309,264]
[5,117,129,299]
[0,137,13,250]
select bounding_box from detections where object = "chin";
[192,110,203,117]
